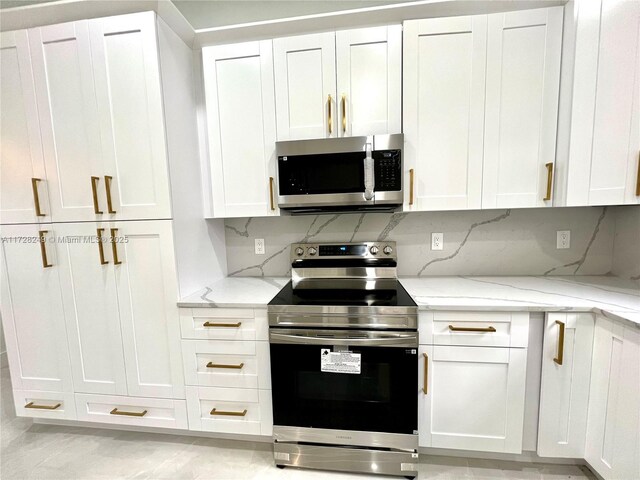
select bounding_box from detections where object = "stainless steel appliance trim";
[273,442,418,477]
[291,277,399,291]
[268,304,417,316]
[277,191,403,209]
[269,328,418,347]
[268,312,417,329]
[290,241,397,262]
[276,134,403,157]
[273,425,417,451]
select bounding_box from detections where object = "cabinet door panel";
[419,345,526,453]
[29,21,104,222]
[90,12,172,220]
[403,17,486,211]
[336,26,401,137]
[56,222,127,395]
[0,224,72,392]
[113,220,184,398]
[537,313,594,458]
[483,7,563,208]
[203,41,277,218]
[274,32,336,140]
[0,30,49,224]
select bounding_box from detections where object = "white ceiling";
[0,0,413,29]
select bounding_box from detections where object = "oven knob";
[307,247,317,256]
[295,247,304,256]
[369,245,379,255]
[383,245,393,255]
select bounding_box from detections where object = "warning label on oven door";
[320,349,361,374]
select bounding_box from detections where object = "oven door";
[269,329,418,441]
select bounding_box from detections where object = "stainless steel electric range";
[267,241,419,478]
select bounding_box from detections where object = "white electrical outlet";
[255,238,265,255]
[431,233,443,251]
[557,230,570,249]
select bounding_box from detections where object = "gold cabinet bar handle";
[409,169,414,205]
[422,353,428,395]
[91,176,103,214]
[327,94,333,135]
[341,94,346,133]
[203,321,242,328]
[269,177,275,211]
[448,325,496,333]
[110,408,147,417]
[553,320,565,365]
[25,401,61,410]
[96,228,108,265]
[210,408,247,417]
[635,151,640,196]
[543,162,553,201]
[104,175,116,214]
[38,230,52,268]
[31,178,45,217]
[110,228,122,265]
[206,362,244,369]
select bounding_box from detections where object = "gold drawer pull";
[203,321,242,328]
[38,230,52,268]
[104,175,116,214]
[31,178,46,217]
[543,162,553,201]
[96,228,108,265]
[341,94,347,133]
[25,401,61,410]
[210,408,247,417]
[91,176,103,214]
[110,408,147,417]
[269,177,275,211]
[553,320,565,366]
[449,325,496,333]
[206,362,244,369]
[422,353,428,395]
[327,94,333,135]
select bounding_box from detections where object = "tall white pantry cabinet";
[0,12,210,426]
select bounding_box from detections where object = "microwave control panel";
[374,150,401,191]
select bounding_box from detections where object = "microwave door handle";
[269,332,416,346]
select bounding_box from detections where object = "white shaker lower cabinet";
[0,224,73,394]
[418,345,527,453]
[403,15,486,211]
[482,7,563,208]
[202,41,278,218]
[55,222,128,396]
[537,313,594,458]
[0,30,50,225]
[585,316,640,480]
[112,220,184,399]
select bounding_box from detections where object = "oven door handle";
[269,332,417,347]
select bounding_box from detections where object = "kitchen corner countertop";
[178,275,640,327]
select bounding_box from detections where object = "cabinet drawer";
[74,393,188,429]
[420,311,529,347]
[13,390,76,420]
[186,386,272,436]
[182,340,271,389]
[180,308,261,341]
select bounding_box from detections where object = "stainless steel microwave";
[276,134,403,214]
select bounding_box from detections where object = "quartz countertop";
[178,275,640,327]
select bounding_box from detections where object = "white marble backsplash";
[612,206,640,285]
[221,206,632,278]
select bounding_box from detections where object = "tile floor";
[1,365,595,480]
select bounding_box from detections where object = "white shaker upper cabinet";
[89,12,172,220]
[29,21,106,223]
[112,220,185,399]
[0,224,73,392]
[567,0,640,206]
[203,41,278,218]
[274,32,336,141]
[403,16,487,211]
[55,222,128,396]
[0,30,50,225]
[537,313,594,458]
[336,25,401,137]
[482,7,563,208]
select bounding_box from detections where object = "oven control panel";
[290,241,396,261]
